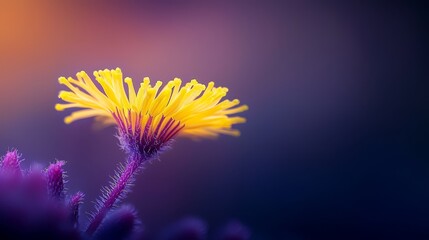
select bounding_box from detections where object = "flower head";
[56,68,248,159]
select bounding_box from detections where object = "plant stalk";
[85,156,143,235]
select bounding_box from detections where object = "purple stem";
[85,155,144,235]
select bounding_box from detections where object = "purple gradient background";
[0,1,428,239]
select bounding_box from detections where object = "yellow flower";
[55,68,248,143]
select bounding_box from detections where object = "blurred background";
[0,0,427,239]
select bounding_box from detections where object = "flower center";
[113,109,184,160]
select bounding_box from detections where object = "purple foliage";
[0,149,251,239]
[94,205,141,240]
[216,221,251,240]
[69,192,85,228]
[161,217,207,240]
[0,150,142,240]
[45,160,66,200]
[0,149,22,177]
[0,151,80,240]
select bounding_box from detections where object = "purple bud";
[68,192,84,228]
[45,161,65,200]
[1,150,22,176]
[162,217,207,240]
[217,221,251,240]
[94,205,140,240]
[0,155,82,239]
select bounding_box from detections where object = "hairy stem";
[86,155,143,235]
